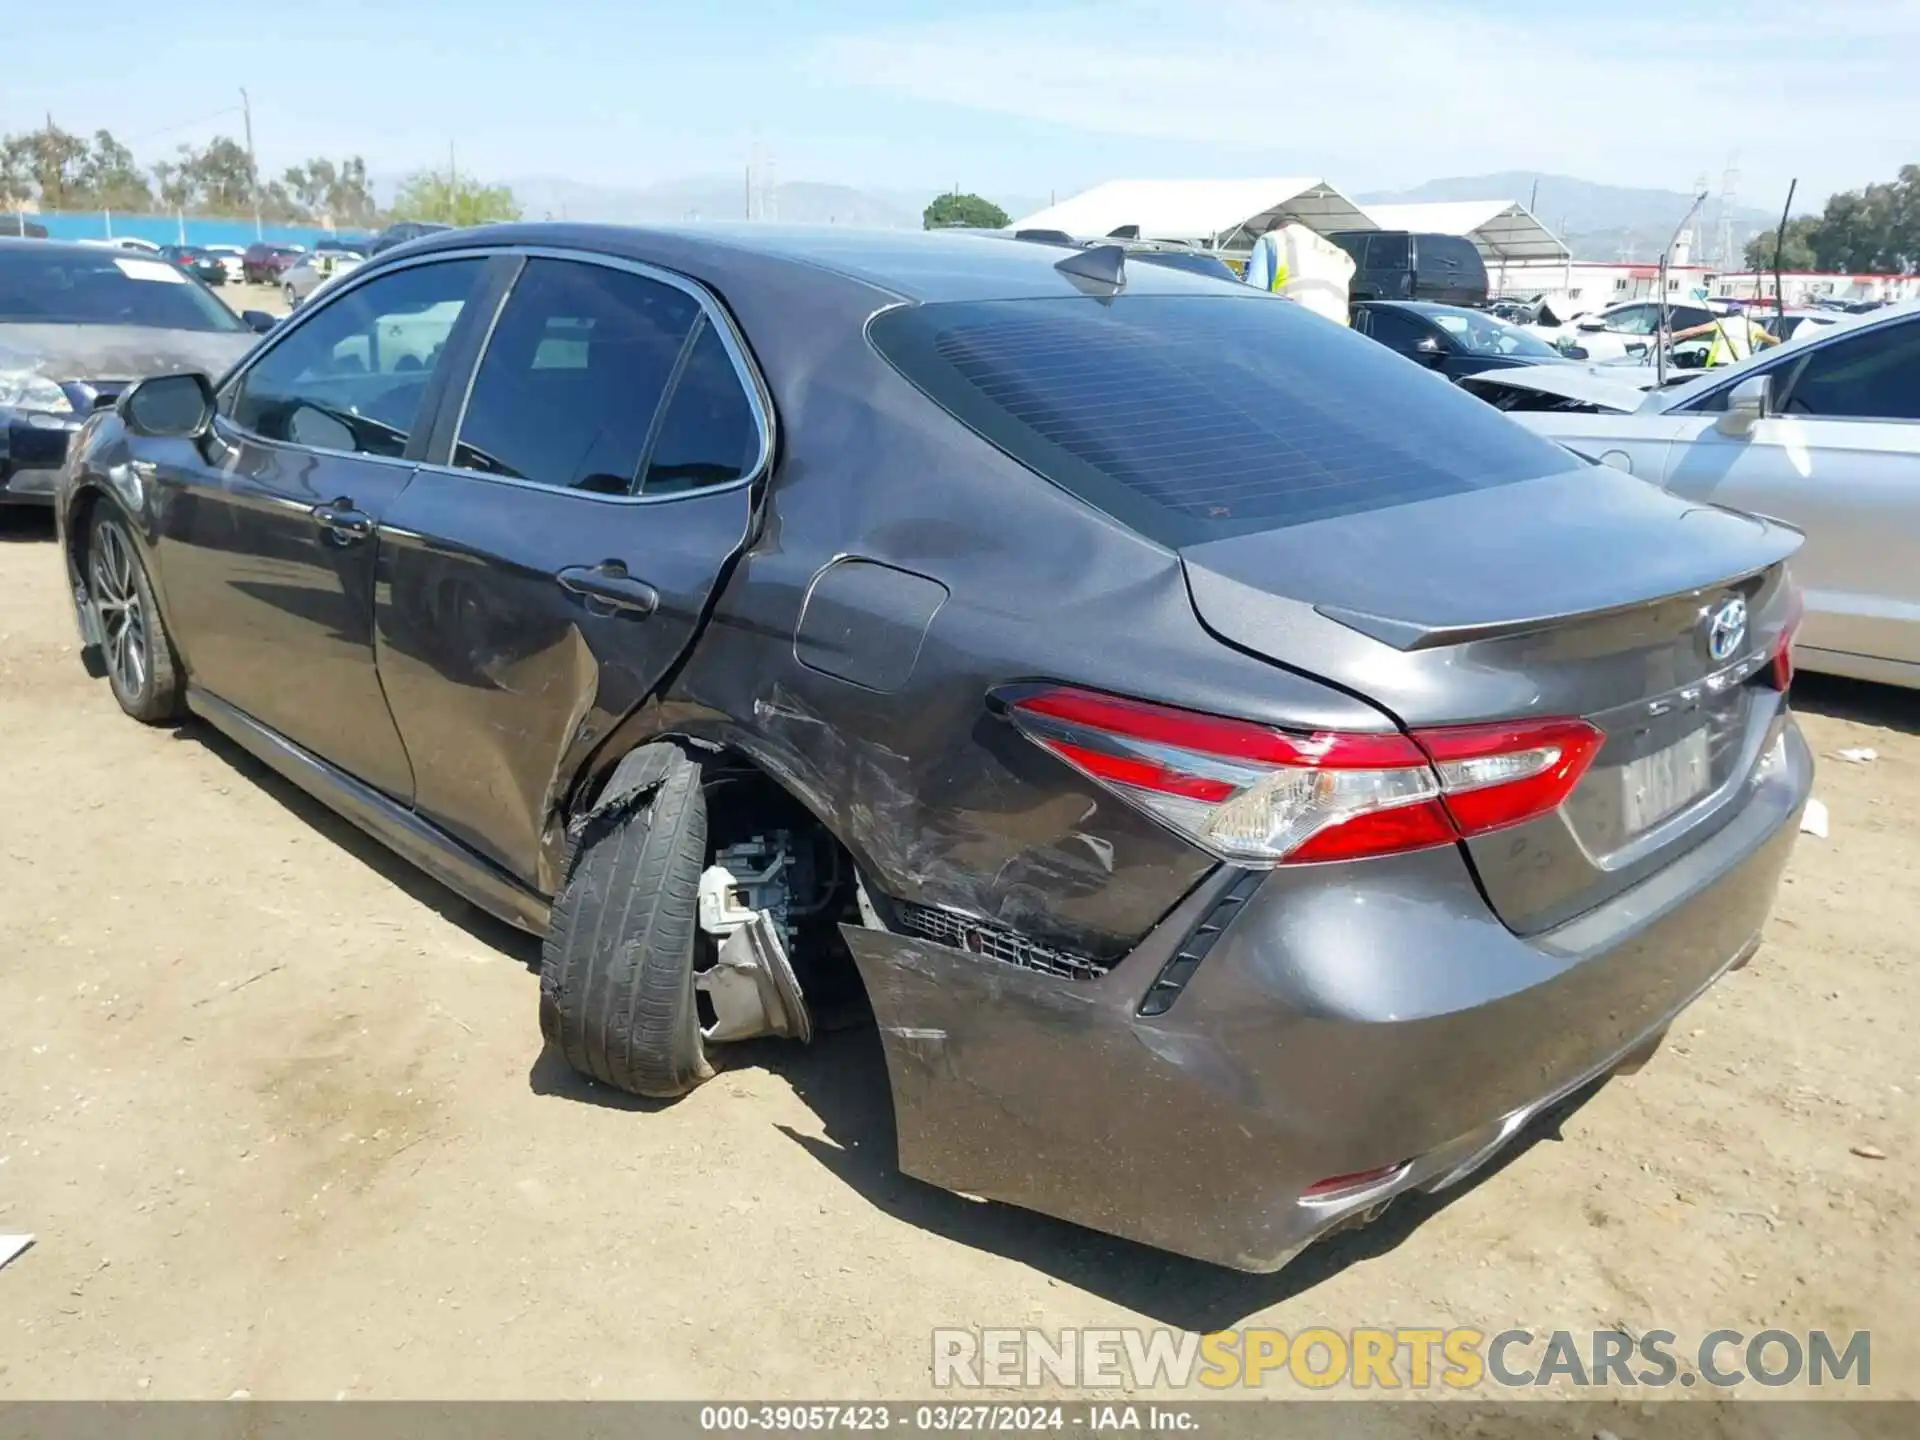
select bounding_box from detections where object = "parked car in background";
[1534,299,1724,362]
[366,221,453,255]
[203,244,248,285]
[1457,362,1688,415]
[242,242,305,284]
[0,239,269,506]
[1760,309,1843,345]
[76,237,165,254]
[54,225,1810,1275]
[281,248,365,307]
[1504,303,1920,689]
[1329,230,1489,308]
[158,244,227,286]
[1352,300,1569,381]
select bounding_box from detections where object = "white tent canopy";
[1007,179,1375,249]
[1360,200,1570,263]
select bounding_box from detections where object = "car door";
[1354,304,1461,376]
[1656,315,1920,671]
[373,252,768,889]
[152,255,489,800]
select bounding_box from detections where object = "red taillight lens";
[1770,585,1803,692]
[1002,686,1604,867]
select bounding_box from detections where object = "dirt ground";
[1,503,1916,1405]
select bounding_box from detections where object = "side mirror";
[1578,316,1608,332]
[117,373,215,440]
[1716,373,1773,436]
[241,309,279,334]
[1412,334,1448,367]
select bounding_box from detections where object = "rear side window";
[453,258,699,494]
[870,295,1583,545]
[639,319,763,495]
[1366,233,1411,269]
[1420,235,1486,278]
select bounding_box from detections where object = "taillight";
[1001,686,1603,867]
[1770,585,1803,692]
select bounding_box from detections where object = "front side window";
[224,258,482,456]
[1608,305,1659,336]
[452,259,699,494]
[1778,318,1920,420]
[1359,306,1435,355]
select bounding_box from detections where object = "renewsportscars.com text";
[931,1327,1871,1391]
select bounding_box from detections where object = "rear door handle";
[312,501,373,543]
[556,562,659,617]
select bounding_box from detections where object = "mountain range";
[486,170,1791,265]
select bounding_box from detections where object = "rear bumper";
[847,716,1812,1272]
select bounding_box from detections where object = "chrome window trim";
[211,247,496,468]
[434,245,774,506]
[210,243,777,503]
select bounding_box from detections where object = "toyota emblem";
[1707,597,1748,663]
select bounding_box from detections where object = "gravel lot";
[0,332,1915,1404]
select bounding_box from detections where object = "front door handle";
[556,562,659,617]
[312,501,373,543]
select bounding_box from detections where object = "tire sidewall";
[88,510,169,719]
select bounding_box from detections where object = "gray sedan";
[1502,303,1920,689]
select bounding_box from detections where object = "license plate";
[1622,727,1712,833]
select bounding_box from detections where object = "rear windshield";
[0,248,243,332]
[869,294,1582,545]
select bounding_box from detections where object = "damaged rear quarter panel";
[620,254,1396,961]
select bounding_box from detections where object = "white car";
[74,236,165,254]
[203,244,248,286]
[1499,303,1920,689]
[1536,299,1726,362]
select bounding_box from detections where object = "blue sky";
[8,0,1915,211]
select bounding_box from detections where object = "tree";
[923,192,1011,230]
[1744,216,1819,272]
[390,169,521,226]
[77,130,153,213]
[0,123,90,210]
[151,136,258,216]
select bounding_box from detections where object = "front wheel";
[87,509,185,724]
[283,284,299,309]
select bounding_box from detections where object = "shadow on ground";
[1791,672,1919,737]
[173,717,542,969]
[0,509,56,543]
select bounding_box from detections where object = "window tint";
[224,258,481,455]
[1359,306,1436,355]
[452,259,698,494]
[1671,306,1714,329]
[1366,233,1411,269]
[1780,318,1920,420]
[1420,235,1484,276]
[871,295,1581,546]
[639,320,762,496]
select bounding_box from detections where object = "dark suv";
[54,225,1811,1274]
[1332,229,1490,307]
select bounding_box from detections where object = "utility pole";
[240,87,260,239]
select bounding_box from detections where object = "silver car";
[281,248,365,308]
[1504,303,1920,688]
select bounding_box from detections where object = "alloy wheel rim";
[90,525,148,698]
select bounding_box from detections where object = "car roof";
[399,221,1253,302]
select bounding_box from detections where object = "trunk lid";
[1181,467,1803,933]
